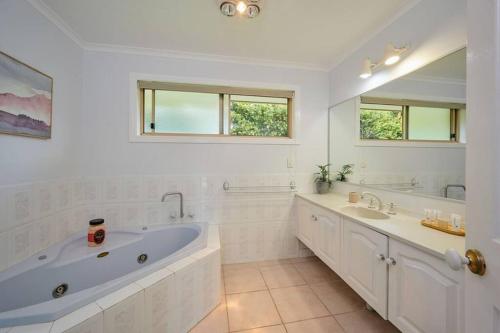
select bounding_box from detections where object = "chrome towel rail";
[223,180,297,193]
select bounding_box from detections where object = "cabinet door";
[314,207,342,273]
[297,199,314,249]
[388,239,464,333]
[342,219,388,318]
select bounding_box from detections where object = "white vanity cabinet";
[387,239,464,333]
[313,206,342,273]
[342,218,389,319]
[297,199,342,272]
[297,199,315,249]
[294,196,464,332]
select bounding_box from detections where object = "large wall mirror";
[329,48,466,201]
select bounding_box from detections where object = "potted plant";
[314,164,332,194]
[336,164,354,182]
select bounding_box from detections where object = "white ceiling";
[40,0,415,70]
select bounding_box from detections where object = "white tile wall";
[0,173,316,272]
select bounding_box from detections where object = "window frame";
[355,96,466,148]
[138,81,294,139]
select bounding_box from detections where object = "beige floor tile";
[285,316,344,333]
[309,280,365,314]
[190,300,229,333]
[335,310,401,333]
[224,265,267,294]
[260,264,306,289]
[226,291,281,332]
[284,256,319,264]
[223,262,259,273]
[236,325,287,333]
[293,260,341,284]
[255,259,290,268]
[270,285,329,323]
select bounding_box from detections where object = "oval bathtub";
[0,223,206,328]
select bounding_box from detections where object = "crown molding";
[27,0,86,48]
[327,0,422,72]
[400,73,466,85]
[84,42,329,72]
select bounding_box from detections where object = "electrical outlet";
[287,157,294,168]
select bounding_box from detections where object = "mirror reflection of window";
[359,99,466,143]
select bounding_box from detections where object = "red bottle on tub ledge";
[88,218,106,247]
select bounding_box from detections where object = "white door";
[388,239,464,333]
[462,1,500,332]
[342,219,388,318]
[314,208,342,273]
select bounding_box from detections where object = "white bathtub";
[0,223,221,333]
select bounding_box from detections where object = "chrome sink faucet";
[161,192,184,218]
[361,192,383,211]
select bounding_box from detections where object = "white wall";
[0,0,82,185]
[0,0,83,271]
[329,0,466,106]
[76,50,329,263]
[80,50,329,177]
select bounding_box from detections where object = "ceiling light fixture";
[359,59,374,79]
[359,43,409,79]
[219,0,262,18]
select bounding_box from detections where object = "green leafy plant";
[336,164,354,182]
[314,164,331,184]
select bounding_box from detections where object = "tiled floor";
[190,257,400,333]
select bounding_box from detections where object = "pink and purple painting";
[0,51,53,139]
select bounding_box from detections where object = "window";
[359,97,466,142]
[139,81,293,138]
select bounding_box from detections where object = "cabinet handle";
[375,254,386,261]
[311,214,318,221]
[385,257,396,265]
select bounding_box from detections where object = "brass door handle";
[445,248,486,276]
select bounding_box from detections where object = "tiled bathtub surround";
[0,179,77,272]
[0,173,314,272]
[2,225,221,333]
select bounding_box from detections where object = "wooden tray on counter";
[420,219,465,236]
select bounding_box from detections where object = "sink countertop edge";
[295,192,466,260]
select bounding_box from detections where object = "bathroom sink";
[341,206,390,220]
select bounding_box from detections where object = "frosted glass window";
[154,90,220,134]
[143,89,153,133]
[408,106,450,141]
[138,81,294,138]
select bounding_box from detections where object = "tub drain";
[137,253,148,264]
[52,283,68,298]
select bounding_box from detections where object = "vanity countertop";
[296,192,465,259]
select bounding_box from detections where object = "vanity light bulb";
[384,43,402,66]
[385,55,400,66]
[236,1,247,13]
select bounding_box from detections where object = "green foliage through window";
[360,108,403,140]
[230,101,288,137]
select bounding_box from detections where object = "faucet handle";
[385,202,397,215]
[367,198,376,209]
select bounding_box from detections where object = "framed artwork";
[0,50,53,139]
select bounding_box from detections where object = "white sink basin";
[341,206,390,220]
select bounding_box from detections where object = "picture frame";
[0,50,53,139]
